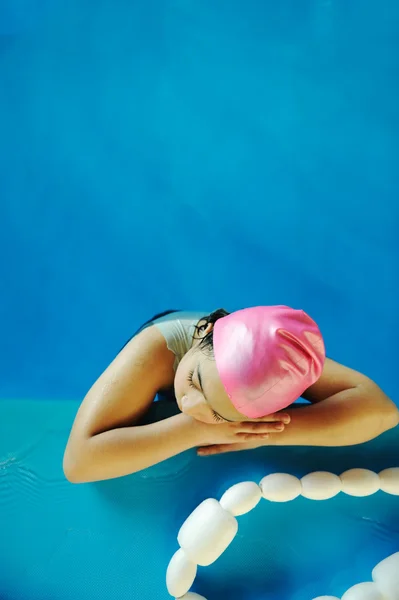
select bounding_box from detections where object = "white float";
[166,548,197,598]
[340,469,380,497]
[301,471,341,500]
[372,552,399,600]
[379,468,399,495]
[219,481,262,516]
[177,498,238,566]
[166,468,399,599]
[260,472,302,502]
[341,582,386,600]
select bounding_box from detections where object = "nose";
[180,394,216,424]
[179,394,197,415]
[180,395,197,413]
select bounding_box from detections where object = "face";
[174,324,251,424]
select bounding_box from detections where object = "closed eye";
[187,369,195,388]
[212,411,225,423]
[188,367,228,423]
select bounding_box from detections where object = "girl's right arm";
[63,327,202,483]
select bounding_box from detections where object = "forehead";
[198,355,249,422]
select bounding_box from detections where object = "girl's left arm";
[270,358,399,446]
[198,359,399,455]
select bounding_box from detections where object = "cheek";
[174,351,197,399]
[174,356,216,423]
[173,366,187,402]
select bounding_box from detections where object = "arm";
[269,358,399,447]
[63,327,201,483]
[198,358,399,455]
[65,412,201,482]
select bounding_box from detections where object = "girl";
[63,306,398,483]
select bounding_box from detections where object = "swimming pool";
[1,1,398,599]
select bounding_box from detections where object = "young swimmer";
[63,306,399,483]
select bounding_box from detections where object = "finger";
[236,432,271,441]
[253,413,291,424]
[197,445,236,456]
[236,422,285,434]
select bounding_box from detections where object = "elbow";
[63,454,84,484]
[381,402,399,433]
[63,465,84,484]
[355,381,399,441]
[365,382,399,436]
[63,446,90,484]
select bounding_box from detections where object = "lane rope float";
[166,468,399,600]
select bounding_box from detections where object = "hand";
[192,412,290,448]
[198,439,268,456]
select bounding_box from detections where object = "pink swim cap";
[213,306,325,418]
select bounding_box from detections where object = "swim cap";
[213,306,325,418]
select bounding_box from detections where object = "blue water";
[1,1,398,599]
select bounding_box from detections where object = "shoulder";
[117,325,176,387]
[152,311,205,349]
[123,324,175,362]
